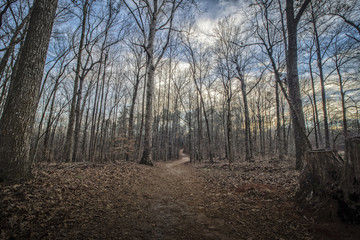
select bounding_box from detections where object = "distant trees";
[63,0,89,163]
[181,25,214,162]
[251,0,286,161]
[0,0,359,175]
[213,17,254,162]
[124,0,188,165]
[0,0,58,181]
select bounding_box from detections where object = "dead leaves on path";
[194,159,311,240]
[0,159,306,240]
[194,159,360,240]
[0,162,145,239]
[1,159,359,240]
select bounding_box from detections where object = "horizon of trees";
[0,0,359,180]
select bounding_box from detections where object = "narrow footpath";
[2,151,359,239]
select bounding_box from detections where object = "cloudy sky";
[197,0,242,32]
[200,0,241,18]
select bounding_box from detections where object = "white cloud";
[196,0,244,34]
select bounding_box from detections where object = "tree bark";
[339,137,360,223]
[297,149,343,204]
[285,0,311,169]
[0,0,58,181]
[64,0,88,162]
[311,6,330,148]
[238,73,253,161]
[140,10,156,165]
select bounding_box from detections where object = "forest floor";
[1,151,360,240]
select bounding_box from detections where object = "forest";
[0,0,360,239]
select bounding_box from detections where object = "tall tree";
[63,0,89,162]
[181,26,214,162]
[309,1,331,148]
[285,0,311,169]
[124,0,186,165]
[124,41,145,161]
[0,0,58,181]
[251,0,286,160]
[214,18,236,163]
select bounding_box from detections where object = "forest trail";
[1,152,233,239]
[134,150,229,240]
[2,154,360,239]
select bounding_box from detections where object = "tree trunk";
[127,68,141,161]
[64,0,88,162]
[196,94,202,161]
[43,81,58,162]
[281,98,288,155]
[257,94,264,157]
[339,137,360,223]
[72,74,85,162]
[297,149,343,204]
[140,11,157,166]
[188,90,193,163]
[309,52,322,149]
[335,60,348,159]
[137,68,147,162]
[227,94,233,164]
[285,0,311,169]
[239,75,252,161]
[0,0,58,181]
[275,78,284,160]
[311,7,330,148]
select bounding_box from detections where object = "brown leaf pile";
[195,158,360,240]
[1,159,359,240]
[0,162,147,239]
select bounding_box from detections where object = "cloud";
[199,0,241,19]
[200,0,220,18]
[196,0,243,34]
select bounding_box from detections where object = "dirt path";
[2,153,360,239]
[139,151,227,239]
[1,152,233,239]
[133,150,229,240]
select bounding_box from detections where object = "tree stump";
[296,149,343,205]
[338,137,360,222]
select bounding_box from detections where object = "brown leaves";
[0,162,146,239]
[1,158,358,240]
[194,159,313,239]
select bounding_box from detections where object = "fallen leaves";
[0,162,146,239]
[1,158,359,240]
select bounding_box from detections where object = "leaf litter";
[1,157,359,239]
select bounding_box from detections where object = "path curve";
[137,149,229,240]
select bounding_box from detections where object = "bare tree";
[63,0,89,162]
[308,1,333,148]
[251,0,287,160]
[181,25,214,162]
[329,0,360,43]
[124,0,187,165]
[285,0,311,169]
[0,0,58,181]
[124,39,146,161]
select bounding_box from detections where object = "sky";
[200,0,241,18]
[197,0,242,32]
